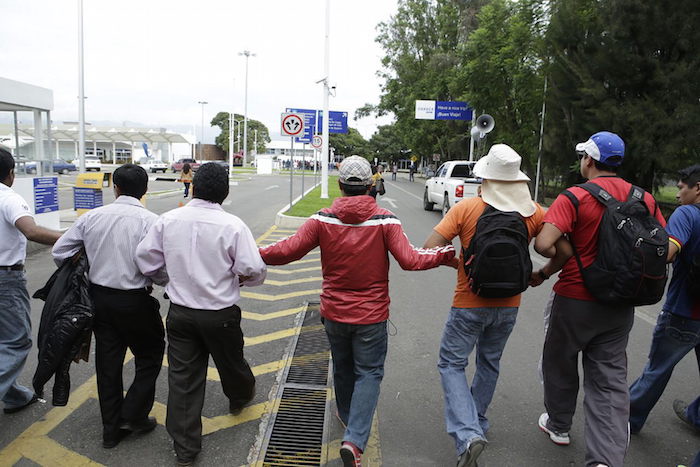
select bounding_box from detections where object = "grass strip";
[285,176,341,217]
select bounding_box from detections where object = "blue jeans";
[629,311,700,432]
[438,306,518,456]
[0,270,35,410]
[324,319,387,451]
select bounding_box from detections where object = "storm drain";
[259,302,333,466]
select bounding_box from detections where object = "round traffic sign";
[281,113,304,136]
[312,134,323,149]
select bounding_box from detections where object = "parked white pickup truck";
[423,160,481,215]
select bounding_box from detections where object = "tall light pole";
[238,50,256,167]
[77,0,86,173]
[197,101,208,160]
[320,0,331,198]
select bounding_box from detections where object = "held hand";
[238,275,251,285]
[445,257,459,269]
[529,269,548,287]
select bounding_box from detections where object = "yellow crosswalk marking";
[266,266,322,275]
[241,289,322,301]
[242,306,305,320]
[263,277,321,286]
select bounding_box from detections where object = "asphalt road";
[1,172,697,467]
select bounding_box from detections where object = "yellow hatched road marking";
[263,277,321,286]
[241,289,322,301]
[242,306,305,321]
[255,225,278,245]
[266,266,321,275]
[159,357,285,381]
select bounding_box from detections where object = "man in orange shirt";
[424,144,550,467]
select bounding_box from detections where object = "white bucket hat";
[474,144,536,217]
[473,144,530,182]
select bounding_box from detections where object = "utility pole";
[320,0,331,198]
[77,0,86,173]
[197,101,208,160]
[238,50,256,167]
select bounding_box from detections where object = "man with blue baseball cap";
[530,131,666,467]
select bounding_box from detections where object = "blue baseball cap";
[575,131,625,167]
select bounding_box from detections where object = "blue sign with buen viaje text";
[435,101,473,121]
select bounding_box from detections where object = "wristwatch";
[538,269,550,281]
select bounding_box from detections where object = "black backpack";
[563,182,668,306]
[463,205,533,298]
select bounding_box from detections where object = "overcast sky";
[0,0,397,143]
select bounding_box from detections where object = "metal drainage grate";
[262,387,327,465]
[259,302,333,467]
[286,326,330,386]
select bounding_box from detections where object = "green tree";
[455,0,547,173]
[367,124,406,161]
[544,0,700,191]
[329,128,369,158]
[210,112,271,155]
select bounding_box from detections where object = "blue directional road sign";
[435,101,473,121]
[317,110,349,134]
[286,108,316,143]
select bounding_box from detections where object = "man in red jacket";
[260,155,455,467]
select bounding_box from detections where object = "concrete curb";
[274,183,321,228]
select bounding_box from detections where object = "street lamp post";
[197,101,208,160]
[77,0,86,173]
[238,50,256,167]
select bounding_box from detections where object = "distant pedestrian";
[260,156,455,467]
[532,131,666,467]
[409,162,416,182]
[391,163,397,181]
[53,163,166,449]
[0,148,62,415]
[423,144,547,467]
[136,162,266,466]
[629,164,700,433]
[369,164,385,199]
[180,163,193,198]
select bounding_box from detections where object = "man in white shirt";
[0,148,62,414]
[53,164,165,449]
[136,162,266,466]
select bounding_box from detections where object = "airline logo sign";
[415,100,473,121]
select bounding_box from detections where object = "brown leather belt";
[0,264,24,271]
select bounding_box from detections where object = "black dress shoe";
[3,394,41,414]
[121,417,158,435]
[673,399,700,432]
[102,429,130,449]
[176,457,195,467]
[229,384,256,415]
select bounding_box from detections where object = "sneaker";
[538,413,570,445]
[340,441,362,467]
[457,438,487,467]
[673,400,700,432]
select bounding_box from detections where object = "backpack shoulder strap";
[628,185,646,202]
[562,189,579,211]
[576,182,617,207]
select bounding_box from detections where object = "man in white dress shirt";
[53,163,166,449]
[136,162,266,466]
[0,148,62,414]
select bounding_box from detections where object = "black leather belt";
[0,264,24,271]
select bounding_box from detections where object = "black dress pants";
[90,285,165,441]
[165,303,255,461]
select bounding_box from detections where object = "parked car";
[71,156,102,171]
[139,157,168,173]
[171,158,201,173]
[26,159,78,175]
[424,160,480,216]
